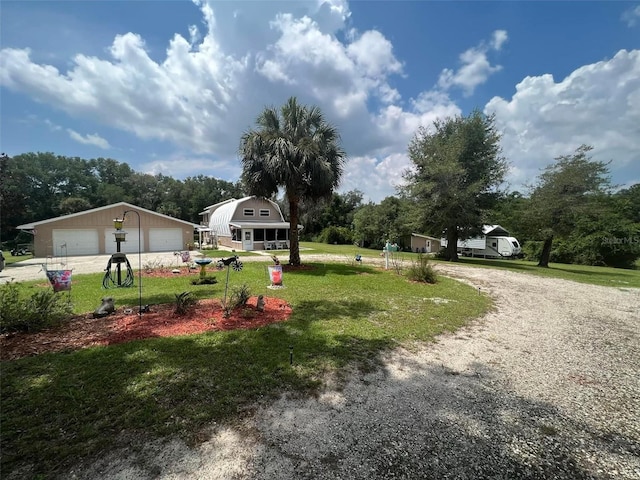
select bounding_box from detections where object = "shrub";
[230,283,251,308]
[190,276,218,285]
[174,291,198,315]
[406,255,438,284]
[318,226,353,245]
[522,241,543,262]
[0,282,73,333]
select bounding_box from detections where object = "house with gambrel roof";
[199,196,301,251]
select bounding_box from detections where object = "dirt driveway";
[55,262,640,480]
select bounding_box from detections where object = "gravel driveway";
[43,261,640,479]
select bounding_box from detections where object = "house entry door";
[243,230,253,251]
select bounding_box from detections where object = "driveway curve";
[6,255,639,479]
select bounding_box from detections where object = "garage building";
[17,202,198,257]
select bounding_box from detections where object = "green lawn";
[2,251,34,265]
[301,241,640,288]
[1,260,489,477]
[431,256,640,289]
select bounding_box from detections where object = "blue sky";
[1,0,639,202]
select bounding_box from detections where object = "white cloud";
[341,153,411,202]
[491,30,508,50]
[621,5,640,27]
[67,129,111,149]
[485,49,640,192]
[438,30,507,96]
[0,2,248,156]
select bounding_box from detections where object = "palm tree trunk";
[288,196,301,266]
[538,235,553,267]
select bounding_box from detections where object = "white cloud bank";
[486,49,640,191]
[0,0,638,202]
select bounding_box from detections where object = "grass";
[2,251,34,265]
[1,260,489,477]
[431,256,640,289]
[301,241,640,288]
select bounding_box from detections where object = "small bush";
[0,282,73,333]
[190,276,218,285]
[174,291,198,315]
[230,283,251,308]
[433,248,449,260]
[318,226,353,245]
[406,255,438,284]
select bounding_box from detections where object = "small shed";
[410,233,442,253]
[17,202,198,257]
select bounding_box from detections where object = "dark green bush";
[230,283,251,308]
[406,255,438,284]
[174,291,198,315]
[190,276,218,285]
[522,241,543,262]
[0,282,73,333]
[318,226,353,245]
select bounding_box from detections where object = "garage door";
[105,229,143,254]
[52,229,99,256]
[149,228,184,252]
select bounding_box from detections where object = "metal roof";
[16,201,200,230]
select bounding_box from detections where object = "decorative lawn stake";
[266,254,284,289]
[354,241,362,265]
[216,255,244,308]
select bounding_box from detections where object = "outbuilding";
[17,202,198,257]
[407,233,442,253]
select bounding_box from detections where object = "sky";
[1,0,639,203]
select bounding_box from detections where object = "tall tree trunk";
[538,235,553,267]
[446,227,459,262]
[288,196,301,266]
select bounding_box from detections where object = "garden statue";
[256,295,265,312]
[93,297,116,318]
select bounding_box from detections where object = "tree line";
[2,99,638,268]
[0,152,245,245]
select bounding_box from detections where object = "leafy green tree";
[615,184,640,223]
[239,97,346,265]
[59,197,92,214]
[352,196,412,249]
[298,190,364,239]
[0,153,28,243]
[528,145,612,267]
[404,110,507,261]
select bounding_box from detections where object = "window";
[254,229,265,241]
[259,209,270,217]
[492,242,497,247]
[231,229,240,241]
[243,208,254,216]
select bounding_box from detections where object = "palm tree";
[239,97,346,265]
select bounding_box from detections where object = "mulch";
[0,296,292,361]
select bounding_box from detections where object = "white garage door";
[149,228,184,252]
[52,229,99,256]
[104,229,143,254]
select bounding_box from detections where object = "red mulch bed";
[0,296,292,361]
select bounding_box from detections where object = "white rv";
[441,225,522,259]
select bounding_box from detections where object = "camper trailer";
[441,225,522,259]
